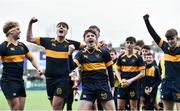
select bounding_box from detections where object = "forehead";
[126,40,135,44]
[85,32,96,36]
[145,55,153,58]
[56,23,68,28]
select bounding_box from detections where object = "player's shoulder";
[66,39,79,44]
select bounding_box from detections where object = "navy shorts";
[117,81,140,100]
[80,82,113,103]
[161,80,180,102]
[46,78,69,100]
[0,79,26,99]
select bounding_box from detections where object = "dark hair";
[165,29,178,38]
[142,45,151,50]
[56,22,69,29]
[145,52,153,57]
[110,48,117,55]
[136,40,145,47]
[83,29,97,39]
[88,25,100,33]
[126,36,136,43]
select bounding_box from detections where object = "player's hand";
[36,68,44,76]
[126,79,133,87]
[68,45,75,55]
[120,79,127,88]
[29,17,38,24]
[143,14,149,20]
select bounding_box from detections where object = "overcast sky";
[0,0,180,47]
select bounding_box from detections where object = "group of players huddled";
[0,14,180,110]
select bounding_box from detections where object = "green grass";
[0,90,162,110]
[0,90,80,110]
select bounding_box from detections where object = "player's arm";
[103,49,114,88]
[115,66,122,86]
[143,14,161,45]
[151,67,161,89]
[107,65,114,88]
[126,70,145,86]
[25,52,43,76]
[126,56,145,86]
[27,17,38,44]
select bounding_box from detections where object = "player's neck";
[7,37,18,45]
[56,36,65,43]
[126,50,133,55]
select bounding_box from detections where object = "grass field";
[0,90,162,110]
[0,90,80,110]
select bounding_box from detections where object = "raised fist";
[68,44,75,55]
[30,17,38,24]
[143,14,149,20]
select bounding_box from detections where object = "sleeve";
[22,43,31,56]
[144,19,171,52]
[102,49,114,87]
[73,51,82,66]
[144,19,161,45]
[158,60,162,75]
[69,40,85,50]
[35,37,48,48]
[116,56,122,71]
[0,44,3,60]
[137,56,145,71]
[68,55,78,72]
[102,49,113,67]
[152,67,161,89]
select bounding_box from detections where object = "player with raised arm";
[26,17,84,110]
[143,14,180,110]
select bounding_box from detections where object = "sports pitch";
[0,90,80,110]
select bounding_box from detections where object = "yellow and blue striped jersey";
[116,53,145,79]
[73,48,113,83]
[35,37,82,79]
[0,41,30,80]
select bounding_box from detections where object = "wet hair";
[126,36,136,43]
[83,29,97,39]
[142,45,151,50]
[165,29,178,38]
[3,21,19,36]
[110,48,117,55]
[56,22,69,29]
[88,25,100,33]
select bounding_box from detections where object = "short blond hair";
[3,21,19,35]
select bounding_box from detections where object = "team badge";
[83,54,88,59]
[10,47,15,51]
[20,46,24,50]
[131,59,135,63]
[95,54,100,58]
[100,92,108,100]
[13,93,16,96]
[52,43,56,47]
[130,90,135,97]
[56,88,62,95]
[122,59,126,62]
[64,44,67,48]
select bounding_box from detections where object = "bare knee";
[11,103,20,110]
[52,96,64,110]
